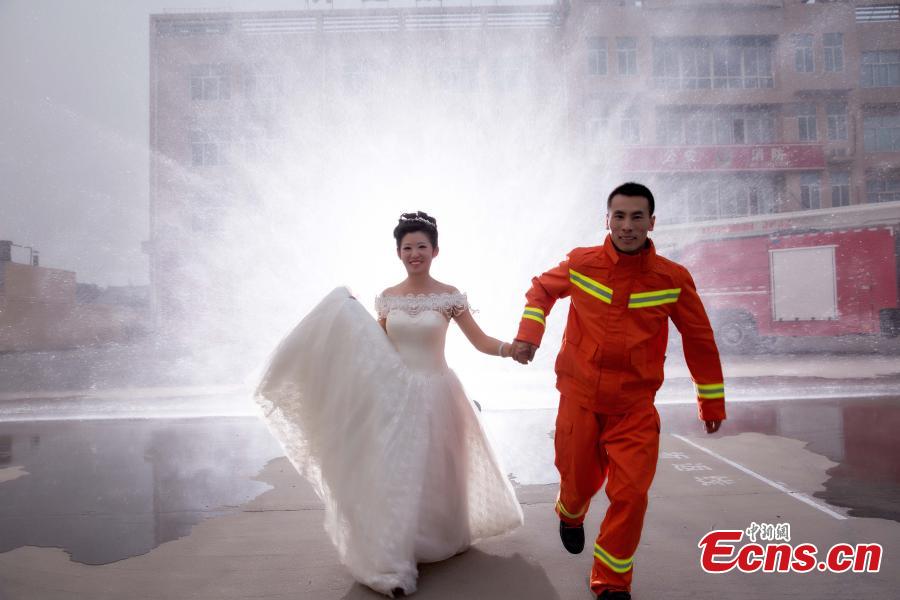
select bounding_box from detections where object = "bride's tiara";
[399,215,435,227]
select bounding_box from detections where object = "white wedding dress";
[255,287,523,596]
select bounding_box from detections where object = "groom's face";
[606,194,655,254]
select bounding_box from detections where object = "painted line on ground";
[672,434,847,521]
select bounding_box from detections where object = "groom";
[511,182,726,600]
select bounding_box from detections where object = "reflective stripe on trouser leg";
[554,395,607,525]
[593,543,634,573]
[590,403,660,594]
[556,496,587,521]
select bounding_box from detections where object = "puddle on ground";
[0,465,28,483]
[658,396,900,522]
[0,419,281,564]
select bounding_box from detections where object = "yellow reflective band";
[569,269,613,304]
[593,544,634,573]
[696,383,725,399]
[696,383,725,391]
[556,499,586,520]
[523,307,546,325]
[628,288,681,308]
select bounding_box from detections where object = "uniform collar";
[602,234,656,271]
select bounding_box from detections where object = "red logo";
[698,526,882,574]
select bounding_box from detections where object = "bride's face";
[398,231,438,276]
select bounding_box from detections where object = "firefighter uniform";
[516,235,726,595]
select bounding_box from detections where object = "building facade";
[0,242,147,351]
[148,0,900,336]
[565,0,900,226]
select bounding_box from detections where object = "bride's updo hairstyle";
[393,211,438,250]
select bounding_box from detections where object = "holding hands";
[510,340,537,365]
[497,341,536,364]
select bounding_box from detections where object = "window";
[244,67,283,98]
[800,173,821,209]
[713,44,746,89]
[861,51,900,87]
[621,107,640,144]
[742,110,776,144]
[588,37,608,75]
[679,43,712,89]
[653,37,773,90]
[866,178,900,203]
[826,103,848,141]
[656,106,776,146]
[823,33,844,72]
[797,104,817,142]
[719,186,750,218]
[617,38,638,76]
[659,176,777,223]
[656,112,683,145]
[863,115,900,152]
[856,5,900,23]
[740,40,769,89]
[684,111,714,145]
[830,172,850,207]
[793,34,814,73]
[585,98,609,145]
[190,64,230,100]
[748,187,764,215]
[689,180,722,220]
[190,130,230,167]
[230,126,282,164]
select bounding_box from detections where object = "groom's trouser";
[553,395,660,594]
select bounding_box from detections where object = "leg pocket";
[553,412,574,474]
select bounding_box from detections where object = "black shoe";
[596,590,631,600]
[391,588,405,598]
[559,519,585,554]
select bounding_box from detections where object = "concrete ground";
[1,390,898,600]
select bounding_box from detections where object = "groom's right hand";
[511,340,537,365]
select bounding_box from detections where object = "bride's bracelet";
[498,341,506,358]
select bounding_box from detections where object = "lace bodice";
[375,293,469,373]
[374,292,469,320]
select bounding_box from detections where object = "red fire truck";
[656,203,900,352]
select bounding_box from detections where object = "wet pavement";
[0,393,898,574]
[0,418,281,565]
[485,394,900,522]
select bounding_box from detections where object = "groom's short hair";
[607,182,655,216]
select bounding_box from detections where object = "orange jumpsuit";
[516,235,726,595]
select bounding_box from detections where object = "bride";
[255,211,524,597]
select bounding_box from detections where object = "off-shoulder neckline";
[377,291,465,300]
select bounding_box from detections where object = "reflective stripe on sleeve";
[522,306,546,326]
[696,382,725,399]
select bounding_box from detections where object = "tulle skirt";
[255,287,523,596]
